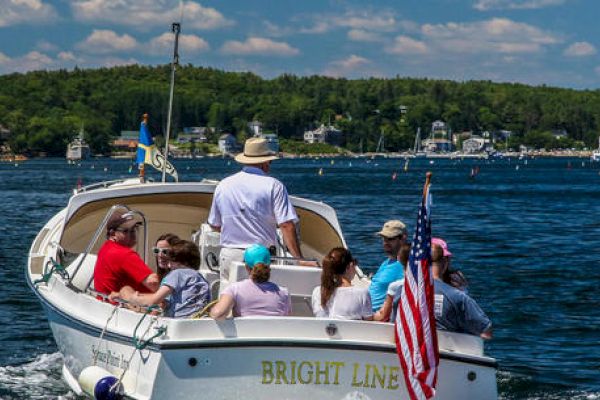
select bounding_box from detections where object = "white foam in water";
[0,352,73,399]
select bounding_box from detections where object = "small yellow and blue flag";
[137,114,178,181]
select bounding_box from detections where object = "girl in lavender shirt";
[210,244,291,319]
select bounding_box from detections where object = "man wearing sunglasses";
[94,210,160,297]
[368,220,408,312]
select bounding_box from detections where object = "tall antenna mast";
[161,10,182,182]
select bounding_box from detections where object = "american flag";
[394,181,439,400]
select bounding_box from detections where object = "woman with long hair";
[210,244,291,319]
[153,233,181,280]
[311,247,373,320]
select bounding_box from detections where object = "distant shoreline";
[0,150,595,162]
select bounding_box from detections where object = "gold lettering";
[290,361,297,384]
[351,363,363,387]
[298,361,313,384]
[371,365,386,388]
[275,361,289,384]
[387,366,400,390]
[262,361,274,384]
[330,361,345,385]
[363,364,371,388]
[314,361,329,385]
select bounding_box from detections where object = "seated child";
[110,240,210,318]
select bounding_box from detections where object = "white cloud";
[386,36,429,55]
[0,0,57,27]
[473,0,566,10]
[0,51,56,73]
[348,29,383,42]
[70,0,233,30]
[0,52,10,64]
[58,51,77,62]
[300,9,396,34]
[147,32,209,55]
[77,30,138,54]
[35,40,58,52]
[420,18,560,54]
[323,55,372,77]
[221,37,299,56]
[563,42,597,57]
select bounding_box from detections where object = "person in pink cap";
[430,238,492,338]
[431,237,468,292]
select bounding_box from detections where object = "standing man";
[369,220,408,312]
[94,210,160,296]
[208,137,306,292]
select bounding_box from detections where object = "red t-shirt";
[94,240,154,295]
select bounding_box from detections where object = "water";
[1,156,599,399]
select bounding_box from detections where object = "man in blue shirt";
[369,220,407,312]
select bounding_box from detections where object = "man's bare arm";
[279,220,302,259]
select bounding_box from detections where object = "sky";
[0,0,599,89]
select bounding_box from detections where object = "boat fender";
[78,366,124,400]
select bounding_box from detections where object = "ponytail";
[320,247,354,308]
[250,263,270,283]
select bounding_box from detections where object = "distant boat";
[591,137,600,162]
[66,125,91,162]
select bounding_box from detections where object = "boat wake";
[0,352,72,399]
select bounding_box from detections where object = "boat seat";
[229,261,321,317]
[66,253,97,292]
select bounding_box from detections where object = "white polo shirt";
[208,166,298,248]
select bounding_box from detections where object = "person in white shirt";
[311,247,373,320]
[208,137,309,293]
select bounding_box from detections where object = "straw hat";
[234,137,279,164]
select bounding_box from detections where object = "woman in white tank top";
[311,247,373,320]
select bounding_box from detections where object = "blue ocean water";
[1,156,599,399]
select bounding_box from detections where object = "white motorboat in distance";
[27,178,498,399]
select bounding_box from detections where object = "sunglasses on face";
[152,247,170,256]
[383,236,401,242]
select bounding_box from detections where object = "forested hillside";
[1,64,599,156]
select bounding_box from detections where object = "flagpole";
[161,21,181,183]
[139,113,148,183]
[423,171,432,197]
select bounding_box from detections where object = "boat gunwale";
[28,275,498,370]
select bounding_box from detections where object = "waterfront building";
[303,124,343,146]
[422,120,453,152]
[112,130,139,154]
[218,133,238,154]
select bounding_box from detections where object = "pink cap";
[431,237,452,257]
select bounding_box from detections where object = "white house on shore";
[303,124,342,145]
[218,133,238,154]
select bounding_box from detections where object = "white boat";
[591,137,600,162]
[27,177,498,399]
[66,125,91,162]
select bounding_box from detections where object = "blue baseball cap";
[244,244,271,268]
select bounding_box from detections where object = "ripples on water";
[2,157,599,399]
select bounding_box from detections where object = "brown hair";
[156,233,180,245]
[431,244,444,263]
[320,247,354,308]
[250,263,270,283]
[155,233,181,279]
[168,240,200,270]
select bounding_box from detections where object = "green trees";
[0,65,599,156]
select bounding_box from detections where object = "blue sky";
[0,0,598,89]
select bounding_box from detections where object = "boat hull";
[39,292,496,400]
